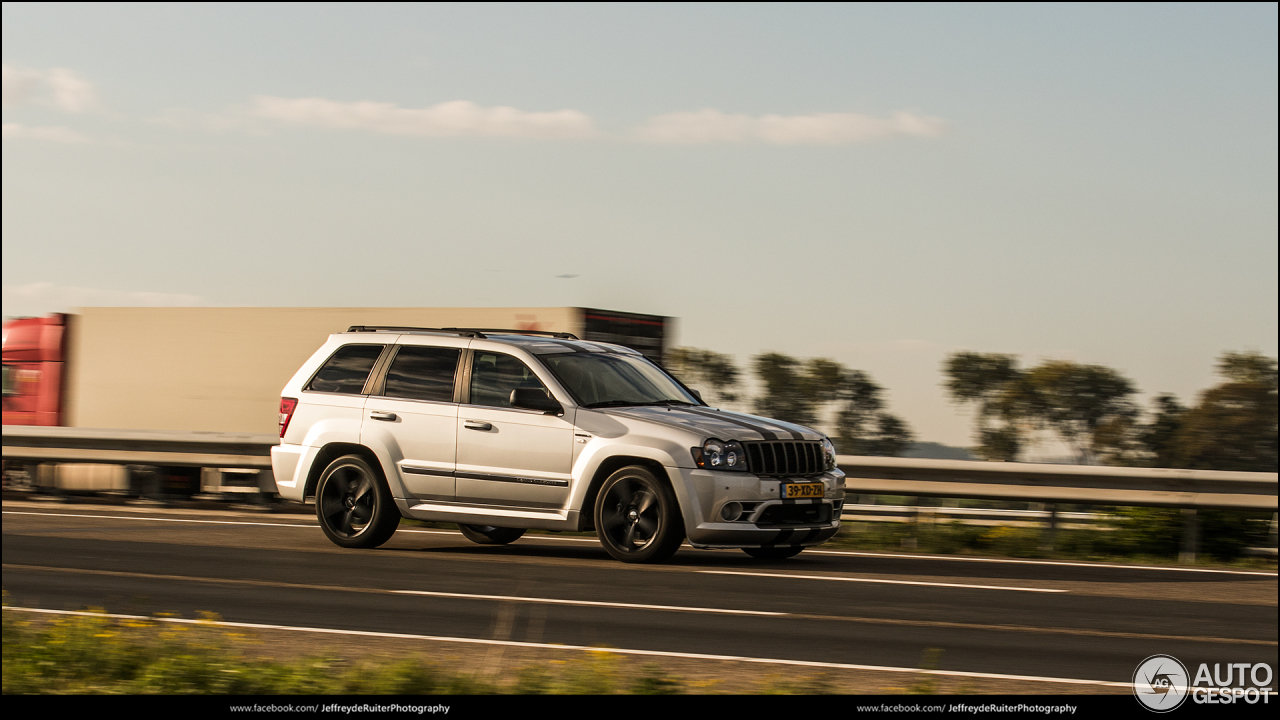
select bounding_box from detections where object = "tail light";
[279,397,298,438]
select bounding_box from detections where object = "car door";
[454,349,574,510]
[362,339,467,502]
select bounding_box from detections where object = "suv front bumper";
[671,467,844,548]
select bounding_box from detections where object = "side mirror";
[689,388,703,403]
[510,387,563,415]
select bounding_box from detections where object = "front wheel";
[594,465,684,564]
[743,546,804,560]
[315,454,399,549]
[458,524,526,545]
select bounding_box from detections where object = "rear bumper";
[270,444,305,501]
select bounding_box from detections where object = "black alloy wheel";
[316,454,399,549]
[742,546,805,560]
[594,465,684,563]
[458,524,526,545]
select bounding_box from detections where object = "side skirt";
[396,498,581,532]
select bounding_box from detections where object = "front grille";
[745,440,824,477]
[757,503,833,526]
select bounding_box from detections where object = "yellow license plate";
[782,483,824,499]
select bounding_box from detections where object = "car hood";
[597,405,824,442]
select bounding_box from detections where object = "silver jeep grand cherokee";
[271,327,844,563]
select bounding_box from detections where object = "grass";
[822,521,1275,568]
[2,610,797,695]
[906,649,945,695]
[820,506,1276,569]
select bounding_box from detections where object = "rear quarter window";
[306,344,385,394]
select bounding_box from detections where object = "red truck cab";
[2,314,67,426]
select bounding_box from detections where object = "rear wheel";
[743,546,804,560]
[594,465,684,564]
[458,524,526,545]
[316,454,399,549]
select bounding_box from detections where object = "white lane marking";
[1,606,1130,688]
[2,510,315,529]
[5,560,778,617]
[809,549,1279,577]
[701,570,1067,593]
[9,509,1274,577]
[1,511,603,540]
[392,589,783,616]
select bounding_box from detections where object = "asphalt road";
[3,499,1276,691]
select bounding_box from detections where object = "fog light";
[720,502,742,521]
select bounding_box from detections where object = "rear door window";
[306,344,385,394]
[383,346,461,402]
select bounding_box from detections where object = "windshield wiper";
[585,399,699,409]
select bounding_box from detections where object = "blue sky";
[3,3,1276,449]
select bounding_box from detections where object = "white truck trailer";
[2,306,669,497]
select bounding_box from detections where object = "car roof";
[477,333,642,356]
[334,329,642,356]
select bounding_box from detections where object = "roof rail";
[440,328,580,340]
[345,326,487,338]
[344,326,581,340]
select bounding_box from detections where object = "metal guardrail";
[1,426,276,471]
[841,503,1117,528]
[836,455,1277,510]
[1,428,1275,511]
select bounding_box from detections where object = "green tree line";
[664,346,1277,471]
[942,350,1277,471]
[664,348,914,456]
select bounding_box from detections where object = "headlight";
[692,438,749,472]
[821,438,837,471]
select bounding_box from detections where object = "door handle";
[463,420,492,431]
[369,411,398,421]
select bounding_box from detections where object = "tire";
[315,454,400,549]
[458,524,526,545]
[594,465,685,564]
[743,546,804,560]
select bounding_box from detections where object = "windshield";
[538,353,700,408]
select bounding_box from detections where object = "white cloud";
[636,109,947,144]
[248,96,599,139]
[2,64,42,108]
[150,94,946,148]
[1,64,102,113]
[2,123,90,143]
[2,283,203,319]
[45,67,103,113]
